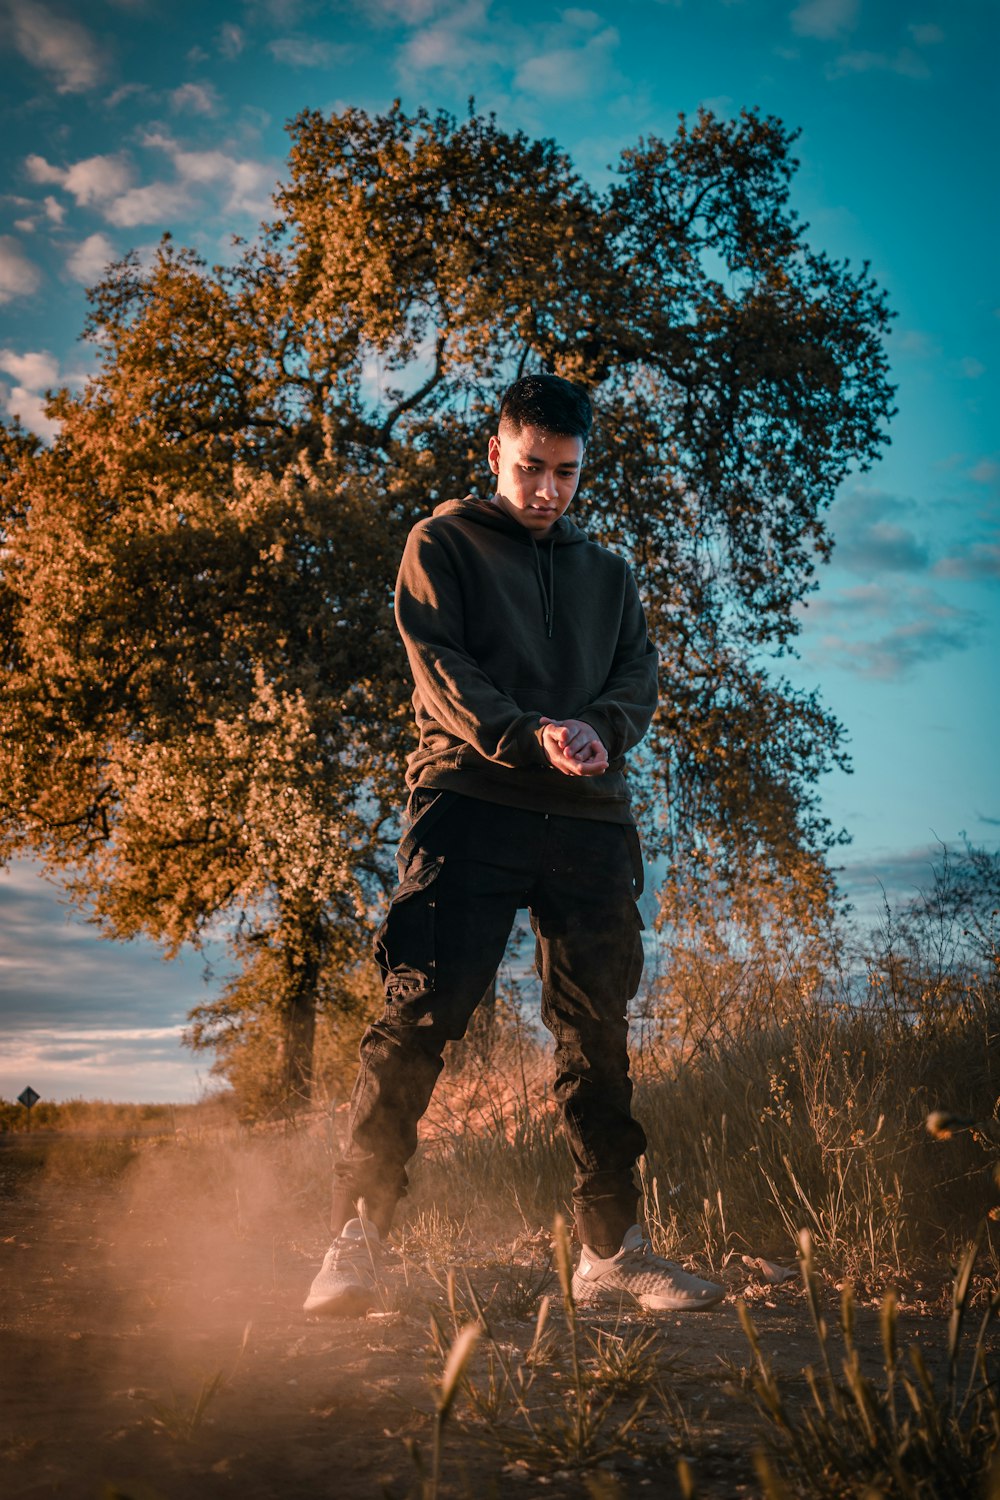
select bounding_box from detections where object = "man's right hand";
[539,718,609,777]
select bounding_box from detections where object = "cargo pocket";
[373,853,444,1002]
[622,902,646,1001]
[622,823,645,897]
[621,826,645,997]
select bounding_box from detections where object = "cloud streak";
[0,859,222,1031]
[800,577,978,678]
[816,614,973,678]
[830,487,930,576]
[0,861,229,1100]
[267,35,350,67]
[789,0,857,40]
[836,841,973,916]
[934,542,1000,582]
[4,0,109,92]
[0,1026,206,1103]
[828,47,930,80]
[169,82,220,115]
[0,234,40,303]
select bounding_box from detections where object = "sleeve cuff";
[577,711,612,754]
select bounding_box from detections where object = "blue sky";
[0,0,996,1101]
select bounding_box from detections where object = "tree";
[0,104,894,1099]
[864,840,1000,1019]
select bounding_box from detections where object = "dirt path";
[0,1141,967,1499]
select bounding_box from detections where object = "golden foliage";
[0,103,896,1096]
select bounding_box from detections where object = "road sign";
[17,1086,40,1109]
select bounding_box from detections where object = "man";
[305,374,724,1315]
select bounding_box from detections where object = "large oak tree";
[0,104,893,1099]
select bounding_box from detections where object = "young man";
[305,374,724,1316]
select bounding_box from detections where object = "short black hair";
[498,374,593,442]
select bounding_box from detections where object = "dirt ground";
[0,1136,974,1500]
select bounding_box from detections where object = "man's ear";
[487,433,501,475]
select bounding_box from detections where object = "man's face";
[488,422,584,537]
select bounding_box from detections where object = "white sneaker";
[303,1217,382,1316]
[572,1225,725,1312]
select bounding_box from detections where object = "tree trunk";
[281,916,323,1110]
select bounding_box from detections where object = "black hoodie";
[394,496,659,823]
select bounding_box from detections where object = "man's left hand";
[540,717,609,777]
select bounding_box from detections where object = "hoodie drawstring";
[530,536,556,639]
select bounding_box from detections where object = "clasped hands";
[539,716,608,777]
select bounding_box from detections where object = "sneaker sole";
[573,1281,725,1313]
[303,1285,376,1317]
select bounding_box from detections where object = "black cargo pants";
[331,790,648,1251]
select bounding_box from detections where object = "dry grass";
[738,1227,1000,1498]
[7,967,994,1288]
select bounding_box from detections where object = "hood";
[432,495,589,547]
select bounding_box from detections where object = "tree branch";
[376,334,446,447]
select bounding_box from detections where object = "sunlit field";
[3,880,998,1500]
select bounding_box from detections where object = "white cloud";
[828,47,930,79]
[397,2,620,101]
[267,34,345,67]
[896,328,939,358]
[43,194,64,223]
[23,132,279,235]
[243,0,309,22]
[105,81,148,108]
[818,615,973,678]
[0,857,231,1094]
[0,346,60,440]
[0,387,57,438]
[14,216,35,233]
[170,147,233,186]
[0,235,41,302]
[789,0,857,40]
[838,841,976,910]
[969,458,1000,487]
[217,21,245,57]
[802,582,977,678]
[64,152,135,204]
[170,81,220,115]
[515,24,619,101]
[934,542,1000,582]
[0,348,59,388]
[399,0,502,75]
[105,181,191,227]
[368,0,451,20]
[562,8,601,28]
[143,136,278,220]
[828,487,930,576]
[699,93,735,116]
[909,23,943,46]
[24,152,64,185]
[66,232,116,285]
[25,151,134,206]
[0,1026,202,1103]
[5,0,108,92]
[0,348,57,387]
[4,1024,187,1043]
